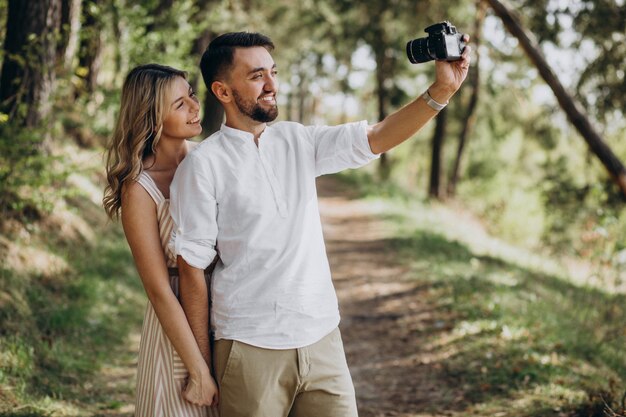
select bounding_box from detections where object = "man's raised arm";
[367,36,471,155]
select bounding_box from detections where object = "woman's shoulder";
[121,177,156,207]
[119,179,160,238]
[122,171,165,207]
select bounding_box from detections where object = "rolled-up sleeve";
[169,152,217,270]
[308,120,380,177]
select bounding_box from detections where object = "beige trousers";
[213,328,358,417]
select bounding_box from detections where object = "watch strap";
[421,90,448,111]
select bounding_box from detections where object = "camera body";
[406,21,466,64]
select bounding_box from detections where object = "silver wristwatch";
[421,90,448,111]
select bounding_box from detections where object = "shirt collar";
[220,123,261,143]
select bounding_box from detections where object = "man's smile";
[258,95,276,105]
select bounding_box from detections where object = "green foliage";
[0,410,52,417]
[0,123,67,221]
[511,0,626,121]
[121,0,198,69]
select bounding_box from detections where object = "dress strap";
[136,171,166,204]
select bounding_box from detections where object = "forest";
[0,0,624,416]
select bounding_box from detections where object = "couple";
[103,32,470,417]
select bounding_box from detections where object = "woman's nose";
[190,96,200,111]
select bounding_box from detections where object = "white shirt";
[169,120,379,349]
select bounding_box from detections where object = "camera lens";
[406,37,434,64]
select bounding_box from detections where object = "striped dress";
[134,171,219,417]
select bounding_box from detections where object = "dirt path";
[318,176,459,417]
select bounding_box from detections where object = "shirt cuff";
[355,120,381,159]
[169,229,216,270]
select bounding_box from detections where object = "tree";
[513,0,626,121]
[485,0,626,197]
[428,107,448,198]
[337,0,418,181]
[77,0,102,95]
[189,0,224,136]
[0,0,62,127]
[448,0,486,196]
[57,0,82,73]
[573,1,626,120]
[371,21,396,181]
[195,27,224,137]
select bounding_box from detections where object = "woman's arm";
[121,181,218,406]
[177,256,212,364]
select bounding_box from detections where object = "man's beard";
[232,90,278,123]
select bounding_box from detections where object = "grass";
[336,170,626,417]
[0,147,143,416]
[0,227,142,413]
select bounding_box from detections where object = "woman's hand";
[182,369,219,407]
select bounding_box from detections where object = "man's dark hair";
[200,32,275,93]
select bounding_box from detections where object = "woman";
[103,64,218,416]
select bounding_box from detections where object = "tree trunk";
[110,1,123,79]
[0,0,62,127]
[201,93,224,137]
[485,0,626,197]
[375,47,393,181]
[297,64,309,124]
[190,29,213,92]
[286,85,294,122]
[339,60,352,124]
[77,0,102,95]
[190,28,223,137]
[187,0,223,136]
[429,107,448,199]
[448,0,485,196]
[57,0,81,72]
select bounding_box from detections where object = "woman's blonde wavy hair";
[103,64,187,220]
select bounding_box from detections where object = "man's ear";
[212,81,231,104]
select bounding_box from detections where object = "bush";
[0,121,66,222]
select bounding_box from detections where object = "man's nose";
[264,74,278,92]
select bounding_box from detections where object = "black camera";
[406,21,466,64]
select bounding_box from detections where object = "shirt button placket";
[258,148,288,218]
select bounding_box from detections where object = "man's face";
[228,46,279,123]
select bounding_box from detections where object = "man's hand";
[366,34,471,155]
[429,34,472,103]
[182,370,219,407]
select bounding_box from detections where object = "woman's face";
[161,76,202,141]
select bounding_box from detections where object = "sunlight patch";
[1,236,69,278]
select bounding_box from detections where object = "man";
[170,31,470,416]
